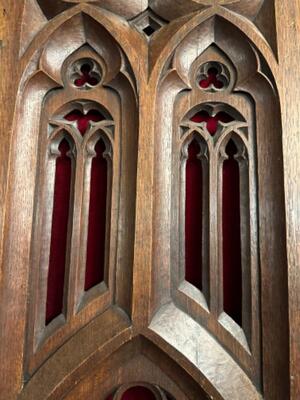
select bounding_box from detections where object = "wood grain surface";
[0,1,299,399]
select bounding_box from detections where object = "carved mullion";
[238,148,252,347]
[245,126,260,362]
[209,144,221,317]
[66,143,85,318]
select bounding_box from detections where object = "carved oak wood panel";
[0,1,299,399]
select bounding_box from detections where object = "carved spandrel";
[21,1,277,67]
[37,0,148,19]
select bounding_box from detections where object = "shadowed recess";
[74,63,100,87]
[222,139,242,326]
[191,110,233,135]
[85,139,108,291]
[185,139,203,291]
[64,109,104,135]
[106,385,174,399]
[200,67,224,89]
[46,139,73,324]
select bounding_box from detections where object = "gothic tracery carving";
[3,1,288,399]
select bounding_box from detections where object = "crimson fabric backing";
[191,111,233,136]
[189,112,242,325]
[200,67,224,89]
[222,140,242,326]
[185,139,203,290]
[65,110,107,291]
[106,387,158,399]
[74,63,100,87]
[85,139,107,290]
[46,139,72,324]
[64,109,104,135]
[46,110,105,324]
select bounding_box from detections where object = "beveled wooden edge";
[19,318,224,400]
[148,302,262,400]
[275,1,300,398]
[20,306,132,399]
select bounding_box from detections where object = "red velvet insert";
[200,67,224,89]
[191,110,233,136]
[85,139,108,291]
[74,63,100,87]
[185,139,203,290]
[222,139,242,326]
[64,109,104,135]
[106,386,157,400]
[46,139,72,324]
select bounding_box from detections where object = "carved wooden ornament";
[0,0,294,399]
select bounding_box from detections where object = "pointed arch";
[150,12,289,398]
[21,5,146,83]
[3,7,139,378]
[19,331,217,400]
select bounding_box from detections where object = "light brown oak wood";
[0,1,299,399]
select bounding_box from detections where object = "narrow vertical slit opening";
[85,138,108,291]
[46,138,73,325]
[185,139,203,291]
[222,138,242,326]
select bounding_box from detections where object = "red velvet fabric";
[46,111,105,323]
[46,139,72,324]
[85,139,108,291]
[74,63,100,87]
[64,109,104,135]
[185,139,203,290]
[222,140,242,325]
[199,67,224,89]
[106,387,157,400]
[188,112,242,324]
[191,110,233,136]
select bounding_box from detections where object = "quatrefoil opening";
[70,59,102,89]
[198,62,230,92]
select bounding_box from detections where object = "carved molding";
[21,1,277,60]
[18,15,139,375]
[1,1,289,399]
